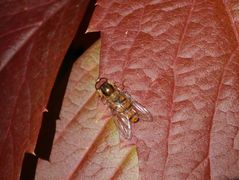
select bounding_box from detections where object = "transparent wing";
[132,100,153,121]
[124,92,153,122]
[112,113,132,140]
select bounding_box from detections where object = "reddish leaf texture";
[0,0,89,179]
[36,40,139,179]
[88,0,239,179]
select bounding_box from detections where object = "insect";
[95,78,153,139]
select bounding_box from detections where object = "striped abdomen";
[108,90,139,123]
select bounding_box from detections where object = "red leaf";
[88,0,239,179]
[36,40,139,179]
[0,1,89,179]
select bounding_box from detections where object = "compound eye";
[95,78,108,90]
[101,82,114,96]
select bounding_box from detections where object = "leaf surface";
[88,0,239,179]
[0,0,89,179]
[36,40,139,179]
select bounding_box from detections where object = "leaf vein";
[162,0,195,178]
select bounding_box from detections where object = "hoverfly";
[95,78,153,139]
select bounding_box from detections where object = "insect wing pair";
[112,95,153,139]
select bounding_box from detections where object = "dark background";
[20,1,100,179]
